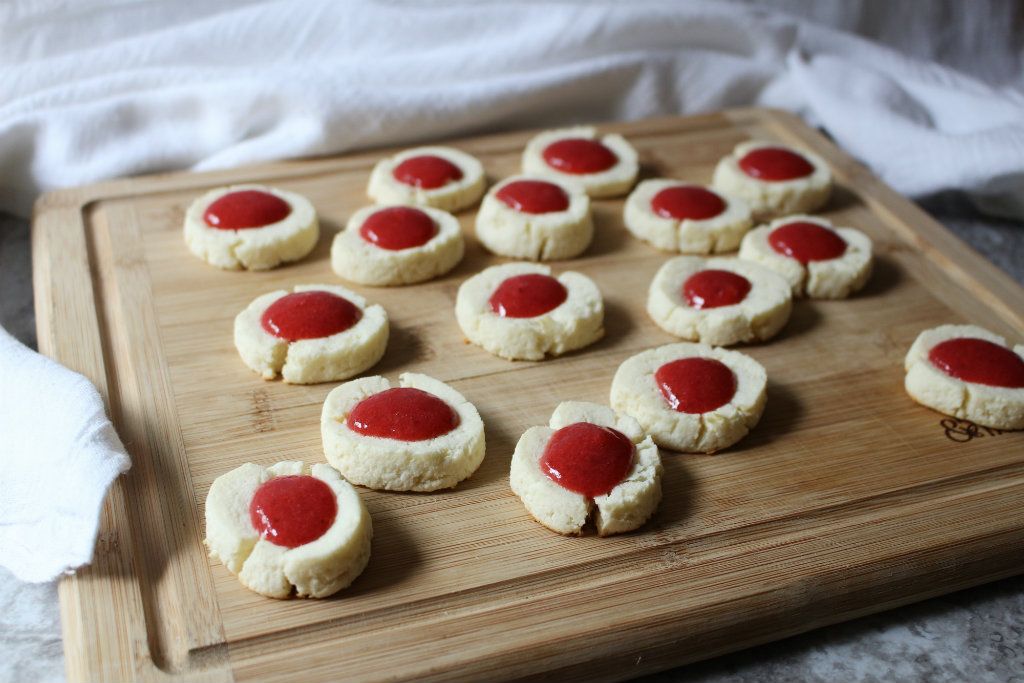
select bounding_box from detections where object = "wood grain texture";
[32,109,1024,683]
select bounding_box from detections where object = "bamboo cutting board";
[32,109,1024,683]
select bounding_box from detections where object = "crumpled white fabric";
[1,0,1022,219]
[0,326,130,582]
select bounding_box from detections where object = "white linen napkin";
[782,36,1024,220]
[0,326,130,582]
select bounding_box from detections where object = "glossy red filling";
[249,475,337,548]
[738,147,814,181]
[655,357,737,414]
[928,337,1024,388]
[359,206,437,250]
[203,190,291,230]
[768,221,847,263]
[683,270,752,309]
[495,179,570,214]
[489,273,568,318]
[539,422,634,498]
[542,138,618,175]
[346,387,460,441]
[261,291,362,341]
[392,155,463,189]
[650,186,726,221]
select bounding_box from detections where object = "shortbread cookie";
[510,401,662,536]
[475,176,593,260]
[712,141,831,218]
[904,324,1024,430]
[184,184,319,270]
[455,262,603,361]
[367,146,485,212]
[647,256,792,346]
[521,126,639,198]
[331,204,464,286]
[624,180,754,253]
[234,284,388,384]
[610,343,767,453]
[205,461,372,599]
[738,215,872,299]
[321,373,485,491]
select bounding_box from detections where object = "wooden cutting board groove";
[32,108,1024,682]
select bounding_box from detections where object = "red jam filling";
[392,155,463,189]
[203,190,291,230]
[359,206,437,251]
[650,186,726,221]
[738,147,815,181]
[542,138,618,175]
[495,179,569,214]
[249,475,337,548]
[346,387,459,441]
[655,357,737,414]
[768,221,847,263]
[683,270,752,309]
[489,273,568,318]
[261,291,362,341]
[539,422,635,498]
[928,337,1024,388]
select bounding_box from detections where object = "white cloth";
[1,0,1023,219]
[0,326,130,582]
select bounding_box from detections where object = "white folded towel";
[0,326,130,582]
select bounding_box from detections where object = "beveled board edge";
[31,107,1024,682]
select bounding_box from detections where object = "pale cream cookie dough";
[623,180,753,253]
[367,145,486,212]
[455,262,603,361]
[184,183,319,270]
[904,324,1024,430]
[521,126,639,198]
[738,215,872,299]
[331,204,464,286]
[205,460,372,599]
[321,373,485,492]
[475,175,593,260]
[234,284,388,384]
[647,256,792,346]
[712,140,831,218]
[510,401,662,536]
[610,343,767,453]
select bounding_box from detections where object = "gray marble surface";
[1,198,1021,683]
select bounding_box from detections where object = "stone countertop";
[1,196,1022,683]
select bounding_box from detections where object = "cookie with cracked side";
[510,401,662,536]
[234,284,388,384]
[205,461,372,599]
[738,214,872,299]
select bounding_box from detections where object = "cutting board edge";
[30,107,1024,683]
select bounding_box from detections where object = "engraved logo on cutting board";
[940,418,1005,443]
